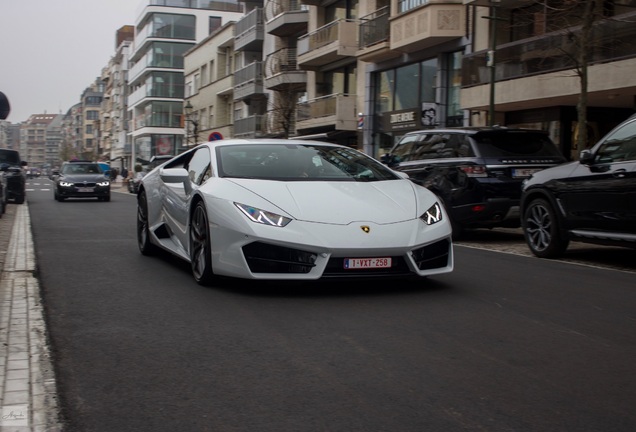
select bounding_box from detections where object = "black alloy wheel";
[523,198,569,258]
[137,191,157,255]
[189,201,216,286]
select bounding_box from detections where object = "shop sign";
[383,109,419,132]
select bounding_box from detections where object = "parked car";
[0,168,7,216]
[520,113,636,258]
[381,126,566,238]
[0,148,27,204]
[137,139,454,285]
[54,160,111,202]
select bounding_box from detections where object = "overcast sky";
[0,0,144,123]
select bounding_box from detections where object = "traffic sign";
[208,132,223,141]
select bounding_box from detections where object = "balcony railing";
[234,61,263,87]
[462,10,636,87]
[233,115,267,138]
[264,0,308,36]
[296,93,357,131]
[359,7,389,49]
[265,48,307,91]
[145,0,242,12]
[265,48,298,76]
[265,0,307,21]
[235,7,264,51]
[297,20,358,68]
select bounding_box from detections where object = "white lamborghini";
[136,139,453,285]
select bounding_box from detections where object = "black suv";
[382,127,566,238]
[520,114,636,258]
[0,148,27,204]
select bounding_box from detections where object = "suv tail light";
[459,165,487,177]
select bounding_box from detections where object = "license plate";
[77,187,94,192]
[344,257,392,269]
[512,168,541,178]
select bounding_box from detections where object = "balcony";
[296,94,357,132]
[264,48,307,91]
[233,115,268,138]
[390,2,465,53]
[357,6,400,63]
[297,20,358,70]
[462,11,636,87]
[235,8,264,52]
[265,0,308,37]
[233,62,265,101]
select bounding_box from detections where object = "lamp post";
[483,0,502,126]
[184,100,199,149]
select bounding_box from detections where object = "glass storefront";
[372,52,464,156]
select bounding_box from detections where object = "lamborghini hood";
[228,179,425,225]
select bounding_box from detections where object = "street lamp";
[482,0,502,126]
[184,100,199,148]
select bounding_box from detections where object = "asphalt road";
[23,178,636,432]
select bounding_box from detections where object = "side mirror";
[579,149,594,164]
[21,161,28,167]
[160,167,192,195]
[381,153,400,168]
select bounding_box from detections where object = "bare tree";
[264,47,305,138]
[506,0,631,150]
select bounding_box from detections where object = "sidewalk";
[0,203,62,431]
[0,182,132,431]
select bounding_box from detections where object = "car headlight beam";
[420,202,443,225]
[235,203,292,227]
[59,181,73,187]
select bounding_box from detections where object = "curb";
[0,204,62,431]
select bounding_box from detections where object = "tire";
[137,191,158,255]
[450,218,464,241]
[522,197,569,258]
[14,194,25,204]
[189,201,216,286]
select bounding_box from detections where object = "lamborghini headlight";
[235,203,292,227]
[420,202,444,226]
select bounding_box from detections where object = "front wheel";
[137,191,158,255]
[189,201,216,286]
[522,198,569,258]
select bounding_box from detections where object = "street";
[22,178,636,432]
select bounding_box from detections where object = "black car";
[0,148,27,204]
[0,166,7,216]
[520,114,636,258]
[382,127,566,238]
[54,161,111,202]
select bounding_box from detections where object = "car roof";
[401,126,550,136]
[202,138,344,148]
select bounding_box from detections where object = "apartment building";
[127,0,244,166]
[100,25,135,170]
[183,22,236,144]
[19,114,57,168]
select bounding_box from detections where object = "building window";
[209,16,222,34]
[86,110,99,120]
[398,0,430,14]
[446,51,463,125]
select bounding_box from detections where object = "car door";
[162,147,211,253]
[557,117,636,233]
